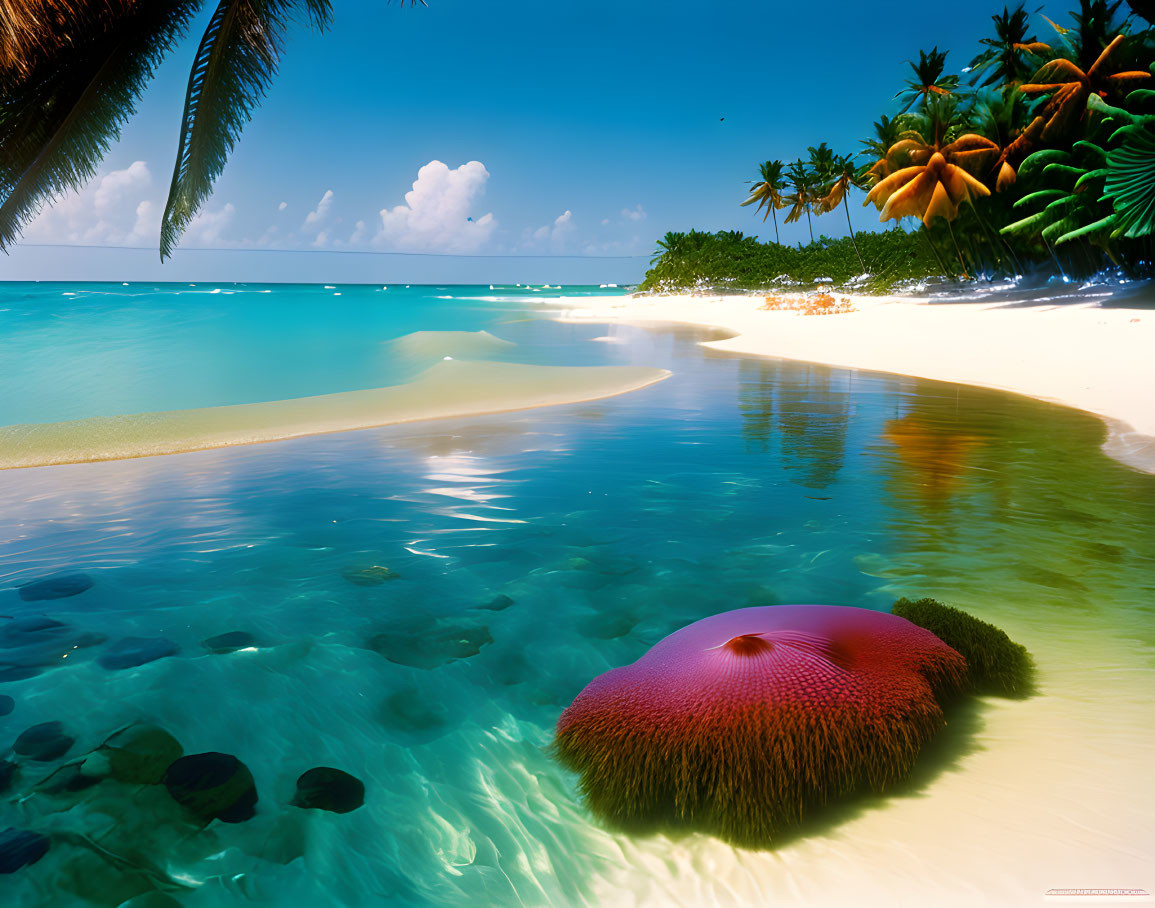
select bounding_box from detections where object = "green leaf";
[1055,215,1117,245]
[1102,123,1155,239]
[1013,189,1067,209]
[1072,141,1108,164]
[1018,149,1069,179]
[1123,89,1155,107]
[1086,94,1136,123]
[1001,210,1056,235]
[1073,169,1109,191]
[1040,163,1088,182]
[1041,216,1081,242]
[161,0,334,260]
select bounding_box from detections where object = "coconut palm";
[814,150,867,272]
[866,101,1000,275]
[0,0,426,260]
[860,114,915,187]
[1019,34,1151,141]
[740,160,787,243]
[782,159,818,243]
[1046,0,1134,70]
[966,4,1051,89]
[894,48,960,113]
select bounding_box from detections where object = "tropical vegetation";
[646,1,1155,292]
[0,0,425,260]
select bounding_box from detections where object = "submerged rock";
[98,636,179,670]
[342,564,400,586]
[380,688,453,742]
[13,721,74,761]
[0,827,50,873]
[102,725,183,785]
[476,594,515,611]
[0,617,107,681]
[368,622,492,670]
[201,631,256,654]
[0,695,13,716]
[0,760,15,794]
[291,767,365,814]
[16,573,93,601]
[164,752,257,823]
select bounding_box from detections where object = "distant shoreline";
[550,292,1155,474]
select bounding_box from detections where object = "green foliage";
[0,1,425,259]
[967,4,1050,89]
[1102,121,1155,236]
[892,597,1035,698]
[637,228,939,293]
[724,4,1155,285]
[0,2,203,252]
[895,47,960,113]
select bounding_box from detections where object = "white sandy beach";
[553,292,1155,473]
[542,289,1155,906]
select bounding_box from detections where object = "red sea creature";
[555,604,968,845]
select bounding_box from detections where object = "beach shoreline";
[549,291,1155,473]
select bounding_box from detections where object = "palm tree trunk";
[946,219,970,279]
[972,205,1023,277]
[921,222,952,278]
[1043,237,1067,280]
[805,207,814,243]
[842,196,865,273]
[772,207,780,245]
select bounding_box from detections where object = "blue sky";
[3,0,1072,283]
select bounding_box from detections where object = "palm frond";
[1102,122,1155,238]
[0,0,201,251]
[161,0,334,260]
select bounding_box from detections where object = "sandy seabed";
[0,360,669,470]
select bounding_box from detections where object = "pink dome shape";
[555,604,967,845]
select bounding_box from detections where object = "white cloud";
[621,203,646,221]
[374,160,496,254]
[25,161,159,246]
[303,190,333,228]
[278,201,288,211]
[184,203,235,246]
[527,209,575,252]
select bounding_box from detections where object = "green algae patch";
[892,597,1035,698]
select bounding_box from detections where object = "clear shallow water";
[0,283,624,424]
[0,285,1152,906]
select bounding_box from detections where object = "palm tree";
[966,4,1051,89]
[651,230,686,264]
[740,160,787,243]
[866,101,1000,275]
[894,48,960,113]
[782,159,817,243]
[0,0,426,261]
[1018,34,1151,141]
[860,114,914,187]
[815,152,867,272]
[973,90,1033,190]
[1045,0,1134,70]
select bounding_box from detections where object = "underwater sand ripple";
[0,360,670,470]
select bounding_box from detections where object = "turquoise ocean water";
[0,283,1152,906]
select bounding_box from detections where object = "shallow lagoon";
[1,285,1152,906]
